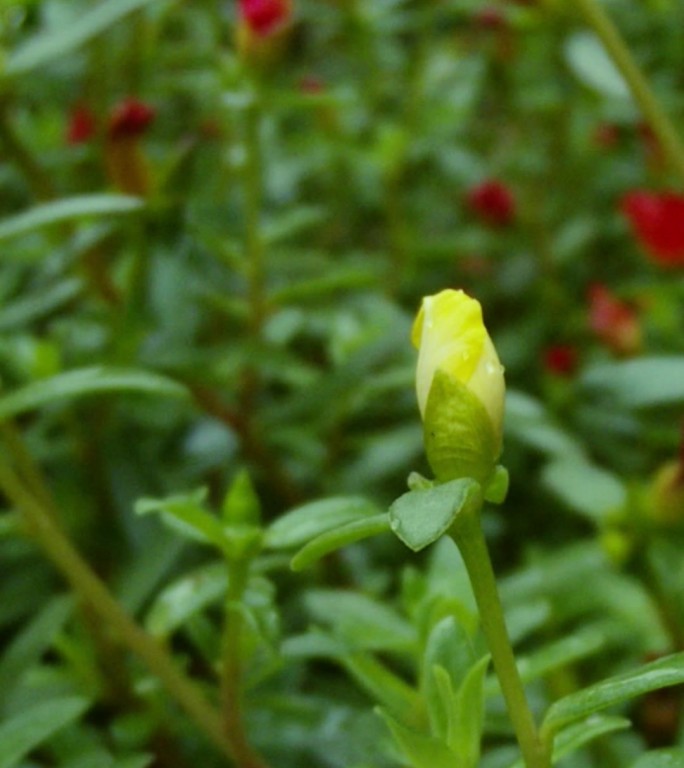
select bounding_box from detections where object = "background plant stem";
[220,560,270,768]
[575,0,684,184]
[0,461,235,762]
[451,508,550,768]
[244,89,266,338]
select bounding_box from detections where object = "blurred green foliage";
[2,0,684,766]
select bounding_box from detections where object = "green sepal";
[408,472,434,491]
[484,465,509,504]
[222,469,261,525]
[389,477,482,552]
[423,370,498,485]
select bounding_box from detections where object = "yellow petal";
[414,289,486,415]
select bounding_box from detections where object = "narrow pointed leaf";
[0,697,90,768]
[6,0,159,75]
[544,652,684,735]
[0,367,188,423]
[0,196,143,242]
[290,514,390,571]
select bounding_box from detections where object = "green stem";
[220,561,270,768]
[451,506,550,768]
[0,461,235,762]
[243,90,266,337]
[575,0,684,184]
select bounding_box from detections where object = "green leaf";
[145,563,227,638]
[565,32,630,99]
[450,655,489,767]
[508,715,629,768]
[505,390,584,458]
[551,715,630,763]
[265,496,381,549]
[5,0,159,76]
[342,653,425,729]
[222,470,261,525]
[631,748,684,768]
[0,196,143,243]
[422,615,477,738]
[290,514,390,571]
[582,357,684,409]
[376,708,456,768]
[0,278,83,331]
[505,600,551,646]
[0,696,90,768]
[543,652,684,735]
[0,367,188,423]
[0,595,74,695]
[305,590,417,653]
[389,477,482,552]
[135,488,229,550]
[541,458,626,524]
[269,266,381,304]
[431,665,459,750]
[486,624,608,698]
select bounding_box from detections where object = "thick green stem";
[451,507,550,768]
[575,0,684,184]
[0,461,235,762]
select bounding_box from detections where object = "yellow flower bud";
[412,289,505,484]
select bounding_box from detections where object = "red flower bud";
[466,180,516,227]
[473,6,507,29]
[593,122,620,150]
[67,105,96,145]
[239,0,291,36]
[108,98,156,140]
[543,345,579,377]
[588,283,641,356]
[622,190,684,268]
[300,75,325,94]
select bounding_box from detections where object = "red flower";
[108,98,156,140]
[473,6,506,29]
[67,105,96,145]
[300,75,324,94]
[239,0,291,36]
[593,122,620,150]
[622,190,684,268]
[543,345,579,377]
[466,180,516,227]
[588,283,641,356]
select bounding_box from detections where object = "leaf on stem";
[0,367,188,424]
[0,697,91,768]
[0,195,143,243]
[543,652,684,736]
[389,477,481,552]
[290,514,390,571]
[5,0,159,76]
